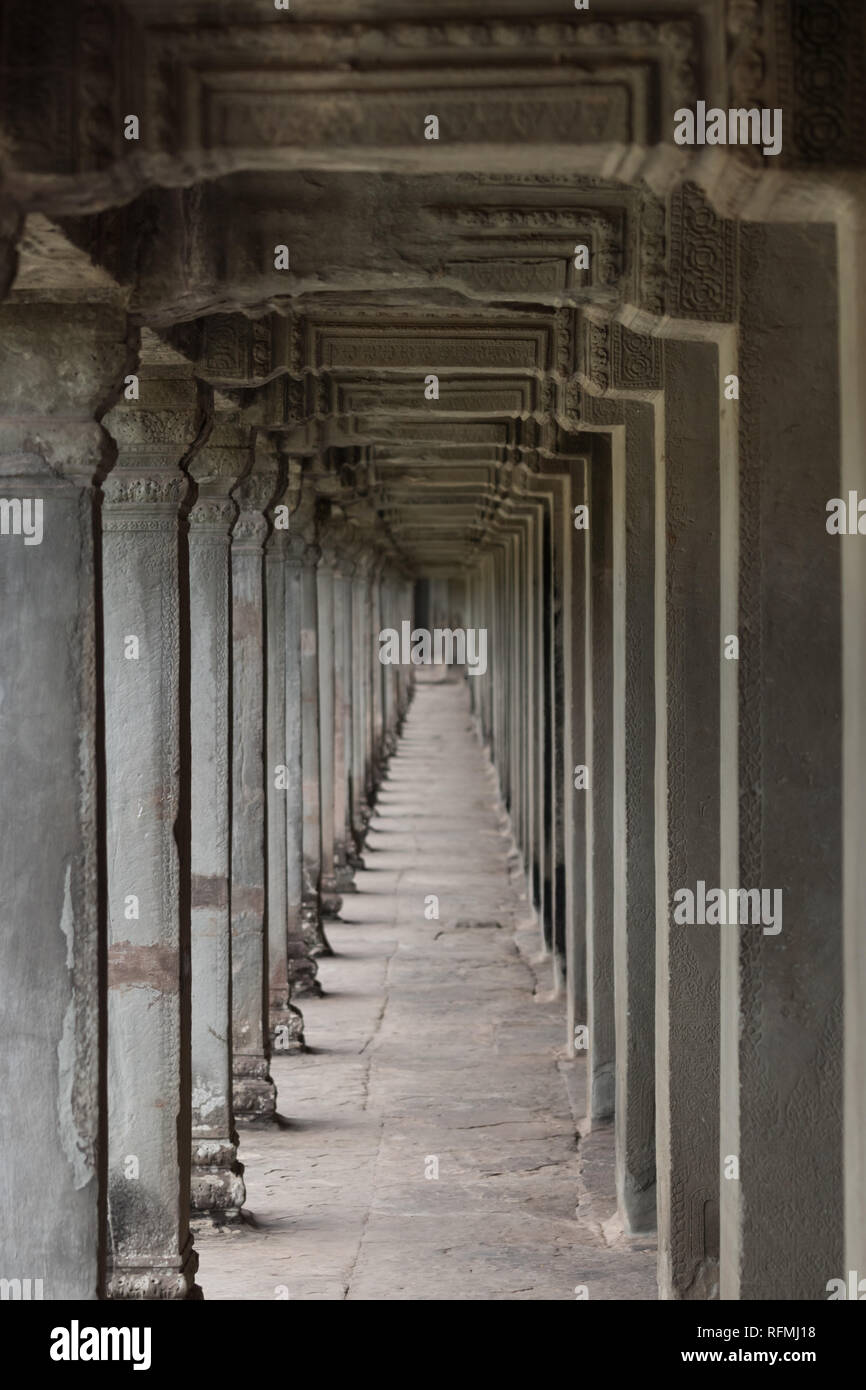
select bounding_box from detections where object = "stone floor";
[197,675,656,1300]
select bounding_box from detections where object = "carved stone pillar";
[297,486,332,958]
[231,438,279,1122]
[380,572,398,759]
[586,444,615,1123]
[721,223,844,1299]
[333,541,357,894]
[613,403,657,1237]
[286,480,326,989]
[368,554,387,797]
[317,522,343,920]
[101,367,201,1297]
[351,550,374,854]
[656,338,721,1300]
[0,299,131,1299]
[265,459,307,1048]
[186,417,250,1219]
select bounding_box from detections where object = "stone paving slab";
[197,680,656,1301]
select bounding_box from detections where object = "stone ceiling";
[1,0,862,572]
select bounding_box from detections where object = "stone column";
[656,338,721,1300]
[379,564,390,764]
[492,548,502,761]
[351,552,373,854]
[0,300,131,1300]
[841,206,866,1287]
[186,418,250,1220]
[317,521,343,918]
[511,524,527,868]
[383,572,400,754]
[519,532,542,915]
[332,541,356,895]
[612,402,658,1235]
[563,454,590,1053]
[466,568,478,713]
[477,552,492,746]
[529,471,570,994]
[369,555,386,789]
[399,577,414,717]
[101,367,201,1298]
[299,486,332,955]
[514,530,526,856]
[721,224,843,1299]
[264,458,308,1050]
[231,438,279,1122]
[285,475,324,993]
[583,442,615,1123]
[504,534,516,813]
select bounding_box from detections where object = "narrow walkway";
[198,677,656,1300]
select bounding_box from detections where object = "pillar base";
[289,955,323,998]
[233,1056,277,1123]
[107,1236,201,1300]
[334,857,357,893]
[286,930,323,997]
[269,999,306,1052]
[305,893,338,938]
[190,1138,246,1220]
[319,890,344,921]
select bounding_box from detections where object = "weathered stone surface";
[187,416,248,1221]
[196,680,656,1301]
[1,0,861,1310]
[0,300,131,1300]
[102,367,213,1282]
[231,441,280,1124]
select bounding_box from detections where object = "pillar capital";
[316,516,345,574]
[285,468,321,567]
[352,546,376,581]
[284,533,318,568]
[265,447,302,557]
[0,299,135,489]
[188,415,253,534]
[102,376,204,521]
[231,435,283,551]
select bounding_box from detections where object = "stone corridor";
[1,0,865,1308]
[198,675,655,1301]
